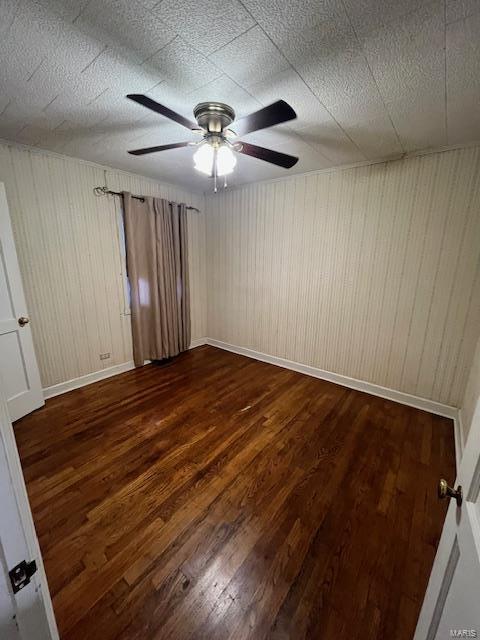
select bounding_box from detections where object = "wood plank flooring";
[14,345,456,640]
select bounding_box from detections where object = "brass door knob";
[438,479,463,506]
[18,316,30,327]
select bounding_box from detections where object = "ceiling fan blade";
[233,100,297,137]
[128,142,191,156]
[126,94,197,130]
[237,142,298,169]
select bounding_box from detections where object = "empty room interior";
[1,1,480,639]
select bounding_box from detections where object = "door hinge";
[9,559,37,594]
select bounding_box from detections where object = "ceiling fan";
[126,94,299,190]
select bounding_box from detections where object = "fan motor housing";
[194,102,235,133]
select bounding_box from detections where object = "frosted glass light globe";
[216,145,236,176]
[193,143,214,176]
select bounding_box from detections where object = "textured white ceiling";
[0,0,479,193]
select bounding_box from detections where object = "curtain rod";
[93,186,200,212]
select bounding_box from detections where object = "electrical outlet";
[99,352,111,360]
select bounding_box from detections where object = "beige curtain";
[122,192,190,366]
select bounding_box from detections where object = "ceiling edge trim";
[1,136,479,198]
[0,137,206,198]
[203,139,480,196]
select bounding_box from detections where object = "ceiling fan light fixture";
[193,142,237,177]
[216,145,236,176]
[127,95,299,185]
[193,142,215,176]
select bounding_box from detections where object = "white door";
[415,400,480,639]
[0,183,43,421]
[0,544,19,640]
[0,382,58,639]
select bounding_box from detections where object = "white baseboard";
[190,337,207,348]
[206,338,459,420]
[43,361,137,399]
[43,339,207,400]
[42,336,460,456]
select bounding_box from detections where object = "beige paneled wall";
[2,140,479,406]
[206,147,480,407]
[0,142,206,388]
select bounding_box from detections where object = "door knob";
[18,316,29,327]
[438,479,463,506]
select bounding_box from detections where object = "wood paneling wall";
[206,147,480,407]
[0,142,206,388]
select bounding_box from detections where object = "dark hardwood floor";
[14,345,455,640]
